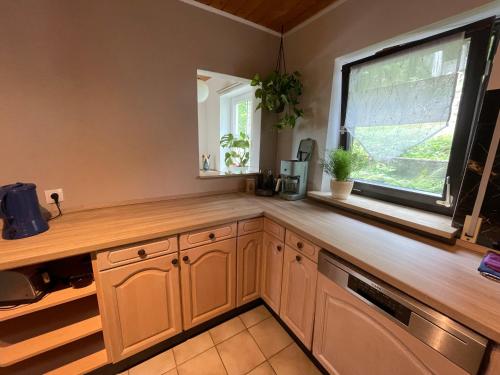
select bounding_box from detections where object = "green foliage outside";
[350,132,453,194]
[236,100,250,135]
[220,132,250,168]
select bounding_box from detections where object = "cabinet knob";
[277,245,282,251]
[296,255,302,262]
[296,242,304,249]
[208,232,215,240]
[171,258,179,266]
[137,249,147,257]
[182,255,189,263]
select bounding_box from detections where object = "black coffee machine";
[0,183,49,240]
[256,169,276,196]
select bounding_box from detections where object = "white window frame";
[219,85,261,173]
[230,91,253,137]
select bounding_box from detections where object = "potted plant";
[251,71,303,129]
[220,132,250,174]
[320,148,363,199]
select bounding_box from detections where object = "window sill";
[307,191,458,240]
[198,170,258,179]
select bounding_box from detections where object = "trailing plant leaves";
[251,71,304,130]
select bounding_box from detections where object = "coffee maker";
[278,139,314,200]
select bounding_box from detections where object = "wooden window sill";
[307,191,458,240]
[198,170,258,179]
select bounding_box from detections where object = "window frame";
[230,91,253,137]
[339,18,495,215]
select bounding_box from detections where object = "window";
[340,19,495,214]
[231,92,253,137]
[196,69,261,176]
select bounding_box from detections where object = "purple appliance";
[0,183,49,240]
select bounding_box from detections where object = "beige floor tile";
[247,361,276,375]
[177,347,226,375]
[173,332,214,365]
[209,317,246,344]
[129,349,176,375]
[239,305,272,328]
[165,369,178,375]
[216,331,266,375]
[269,343,321,375]
[248,318,293,358]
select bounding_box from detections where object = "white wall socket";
[44,188,64,204]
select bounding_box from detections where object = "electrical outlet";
[44,188,64,204]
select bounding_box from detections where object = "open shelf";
[0,333,109,375]
[0,296,102,367]
[0,282,97,322]
[46,347,108,375]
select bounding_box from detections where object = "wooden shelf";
[0,333,108,375]
[0,282,97,322]
[0,314,102,367]
[46,347,108,375]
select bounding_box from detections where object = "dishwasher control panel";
[347,275,412,326]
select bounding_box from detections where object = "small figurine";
[202,154,211,171]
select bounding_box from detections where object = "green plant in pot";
[320,148,364,199]
[251,71,303,129]
[220,132,250,174]
[251,34,304,130]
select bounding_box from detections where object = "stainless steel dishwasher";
[313,251,488,375]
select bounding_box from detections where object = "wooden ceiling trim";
[193,0,340,33]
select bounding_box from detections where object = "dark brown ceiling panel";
[194,0,340,32]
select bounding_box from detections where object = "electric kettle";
[0,183,49,240]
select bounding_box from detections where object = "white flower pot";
[330,179,354,200]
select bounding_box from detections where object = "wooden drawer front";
[96,237,178,271]
[238,217,264,236]
[285,230,320,263]
[264,218,285,241]
[180,222,237,250]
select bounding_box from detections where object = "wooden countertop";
[1,193,499,343]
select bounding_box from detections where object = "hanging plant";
[251,32,304,130]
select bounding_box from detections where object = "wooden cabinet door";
[260,232,284,313]
[237,232,262,306]
[99,253,182,362]
[181,238,236,329]
[279,246,317,349]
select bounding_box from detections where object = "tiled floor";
[123,305,322,375]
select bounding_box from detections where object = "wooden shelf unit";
[0,282,97,322]
[0,333,108,375]
[0,296,102,367]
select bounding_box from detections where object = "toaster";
[0,267,51,306]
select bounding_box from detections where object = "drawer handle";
[277,245,282,251]
[296,255,302,262]
[137,249,147,257]
[296,242,304,249]
[182,255,189,263]
[171,258,179,266]
[209,232,216,240]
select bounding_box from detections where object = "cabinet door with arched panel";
[260,232,284,313]
[99,253,182,362]
[180,238,237,329]
[237,232,262,306]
